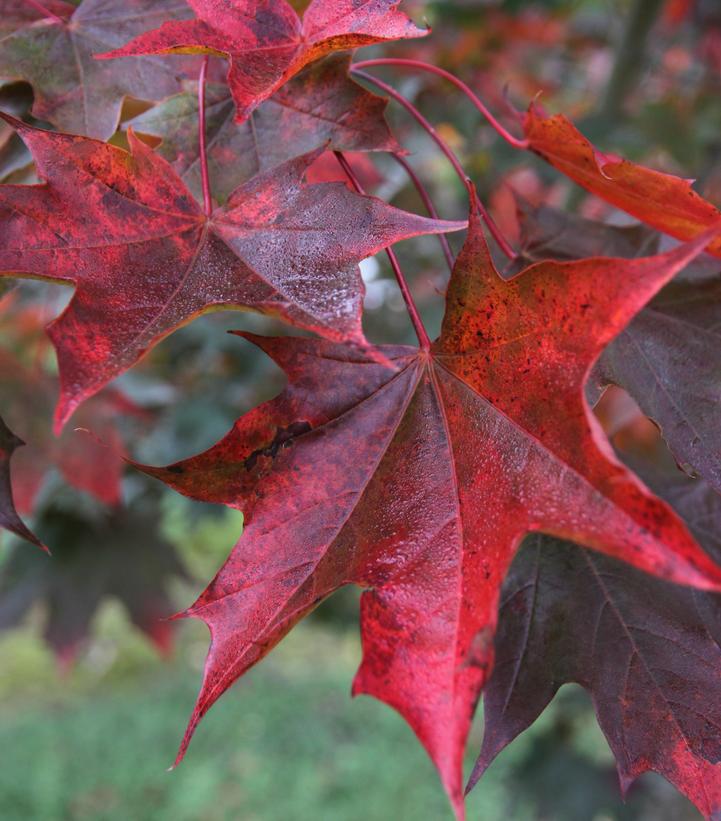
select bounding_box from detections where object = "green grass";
[0,596,698,821]
[0,614,527,821]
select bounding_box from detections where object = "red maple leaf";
[97,0,428,122]
[0,298,140,513]
[139,194,721,818]
[523,104,721,257]
[0,115,462,431]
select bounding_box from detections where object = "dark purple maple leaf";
[472,463,721,818]
[0,415,44,550]
[0,0,196,140]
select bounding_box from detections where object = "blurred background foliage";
[1,0,720,817]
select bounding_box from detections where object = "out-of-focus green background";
[0,539,702,821]
[2,0,720,818]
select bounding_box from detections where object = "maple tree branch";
[352,69,517,260]
[25,0,64,23]
[334,150,432,351]
[197,55,213,218]
[352,58,529,150]
[390,152,455,272]
[600,0,665,122]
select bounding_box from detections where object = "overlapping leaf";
[0,0,196,140]
[0,415,44,549]
[473,466,721,819]
[513,198,660,266]
[0,0,75,37]
[128,54,400,203]
[595,273,721,496]
[99,0,427,122]
[139,196,721,818]
[0,116,462,430]
[523,104,721,256]
[0,333,136,514]
[515,202,721,496]
[0,502,187,661]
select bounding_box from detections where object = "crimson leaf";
[137,195,721,817]
[0,116,462,430]
[98,0,428,122]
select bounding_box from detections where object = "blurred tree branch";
[600,0,665,122]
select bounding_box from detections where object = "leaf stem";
[197,55,213,218]
[334,151,432,351]
[390,153,455,272]
[352,58,529,150]
[352,69,516,260]
[25,0,64,23]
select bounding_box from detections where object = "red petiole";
[25,0,64,24]
[334,151,432,351]
[390,153,455,272]
[352,58,529,150]
[352,68,517,260]
[197,56,213,218]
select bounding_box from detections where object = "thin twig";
[600,0,665,122]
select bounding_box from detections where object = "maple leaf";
[0,415,44,550]
[138,194,721,818]
[0,116,462,431]
[512,198,660,267]
[0,350,134,513]
[0,501,187,662]
[472,465,721,819]
[514,201,721,496]
[97,0,428,122]
[127,54,400,203]
[0,0,197,140]
[523,104,721,257]
[594,272,721,495]
[0,298,141,511]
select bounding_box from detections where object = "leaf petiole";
[197,55,213,217]
[390,153,455,272]
[352,58,529,150]
[352,69,517,260]
[25,0,64,24]
[334,150,432,351]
